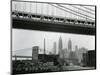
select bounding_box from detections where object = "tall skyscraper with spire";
[58,36,63,58]
[68,38,72,52]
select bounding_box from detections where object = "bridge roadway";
[12,12,95,35]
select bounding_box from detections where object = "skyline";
[12,29,95,54]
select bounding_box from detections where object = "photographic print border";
[11,0,96,75]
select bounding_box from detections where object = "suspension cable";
[57,4,95,20]
[69,5,95,15]
[48,3,94,21]
[82,6,95,12]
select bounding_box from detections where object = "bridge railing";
[12,11,95,27]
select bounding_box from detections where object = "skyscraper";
[58,36,62,52]
[75,45,79,61]
[68,38,72,52]
[75,45,78,51]
[32,46,39,61]
[58,36,63,58]
[53,42,56,55]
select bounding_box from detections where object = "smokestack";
[44,38,46,54]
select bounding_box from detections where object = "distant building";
[32,46,39,61]
[63,48,68,58]
[77,47,88,63]
[75,45,78,51]
[49,51,53,55]
[82,50,96,67]
[67,39,79,65]
[63,48,71,59]
[58,36,63,58]
[68,51,78,65]
[58,37,62,51]
[75,45,79,61]
[53,42,56,55]
[38,54,59,64]
[68,38,72,52]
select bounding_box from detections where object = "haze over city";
[12,29,95,55]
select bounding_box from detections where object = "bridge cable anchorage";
[48,3,94,21]
[56,4,95,20]
[68,5,95,15]
[82,6,95,12]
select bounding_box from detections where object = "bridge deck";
[12,17,95,35]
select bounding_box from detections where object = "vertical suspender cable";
[52,4,54,17]
[41,3,43,15]
[41,3,43,20]
[36,2,37,15]
[22,2,24,17]
[15,3,16,11]
[24,2,26,13]
[47,3,49,20]
[30,3,31,14]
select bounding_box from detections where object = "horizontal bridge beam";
[13,56,32,58]
[12,18,95,35]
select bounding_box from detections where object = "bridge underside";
[12,18,95,35]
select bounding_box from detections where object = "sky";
[12,29,95,54]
